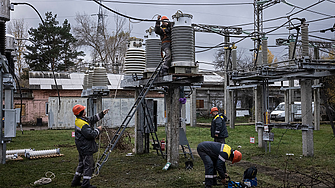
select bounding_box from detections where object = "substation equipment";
[0,0,21,164]
[92,11,203,174]
[81,63,109,125]
[229,19,335,156]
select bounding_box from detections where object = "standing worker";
[210,107,228,143]
[197,141,242,188]
[155,15,172,75]
[71,104,109,188]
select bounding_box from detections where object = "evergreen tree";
[25,12,84,72]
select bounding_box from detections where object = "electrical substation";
[0,1,335,184]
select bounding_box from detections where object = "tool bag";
[243,166,257,179]
[243,166,258,187]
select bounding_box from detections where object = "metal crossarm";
[94,59,164,175]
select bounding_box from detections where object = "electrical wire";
[282,0,332,17]
[229,0,327,28]
[91,0,158,22]
[97,0,253,6]
[309,34,335,42]
[317,48,335,56]
[266,29,323,35]
[307,15,335,23]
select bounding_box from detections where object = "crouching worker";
[197,141,242,188]
[71,104,109,188]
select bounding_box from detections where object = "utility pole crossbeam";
[192,24,242,35]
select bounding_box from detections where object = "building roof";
[29,71,123,90]
[199,71,224,83]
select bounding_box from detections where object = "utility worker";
[197,141,242,188]
[210,107,228,143]
[155,15,172,75]
[71,104,109,188]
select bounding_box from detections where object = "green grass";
[1,124,335,187]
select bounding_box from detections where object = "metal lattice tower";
[97,0,104,35]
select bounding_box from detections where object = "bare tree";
[213,48,253,72]
[7,19,28,78]
[73,12,130,73]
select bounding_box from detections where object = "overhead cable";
[100,0,253,6]
[308,35,335,42]
[307,15,335,23]
[91,0,157,22]
[229,0,327,28]
[282,0,332,17]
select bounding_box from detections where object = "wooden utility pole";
[166,86,181,167]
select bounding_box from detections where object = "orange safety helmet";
[72,104,86,115]
[210,107,219,114]
[161,16,169,21]
[232,150,242,164]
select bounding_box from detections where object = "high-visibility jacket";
[154,20,172,44]
[211,113,228,139]
[197,141,233,178]
[74,112,105,155]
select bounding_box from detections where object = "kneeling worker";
[197,141,242,188]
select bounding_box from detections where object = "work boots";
[71,175,82,187]
[71,182,82,187]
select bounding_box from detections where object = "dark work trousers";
[214,137,226,144]
[197,143,218,187]
[161,42,171,72]
[72,154,94,187]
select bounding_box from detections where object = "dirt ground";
[233,160,334,187]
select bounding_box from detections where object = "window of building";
[14,104,26,116]
[196,100,204,108]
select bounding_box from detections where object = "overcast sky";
[8,0,335,71]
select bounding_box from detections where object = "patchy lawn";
[1,124,334,187]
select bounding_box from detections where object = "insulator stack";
[6,148,34,155]
[171,11,194,66]
[5,34,15,51]
[262,38,268,65]
[25,148,60,158]
[92,66,108,87]
[301,23,309,57]
[6,154,18,159]
[124,37,146,77]
[83,73,89,90]
[87,70,94,89]
[145,29,161,71]
[0,0,10,55]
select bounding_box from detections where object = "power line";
[99,0,253,6]
[309,35,335,42]
[307,15,335,23]
[282,0,332,17]
[91,0,157,22]
[229,0,327,28]
[266,29,321,36]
